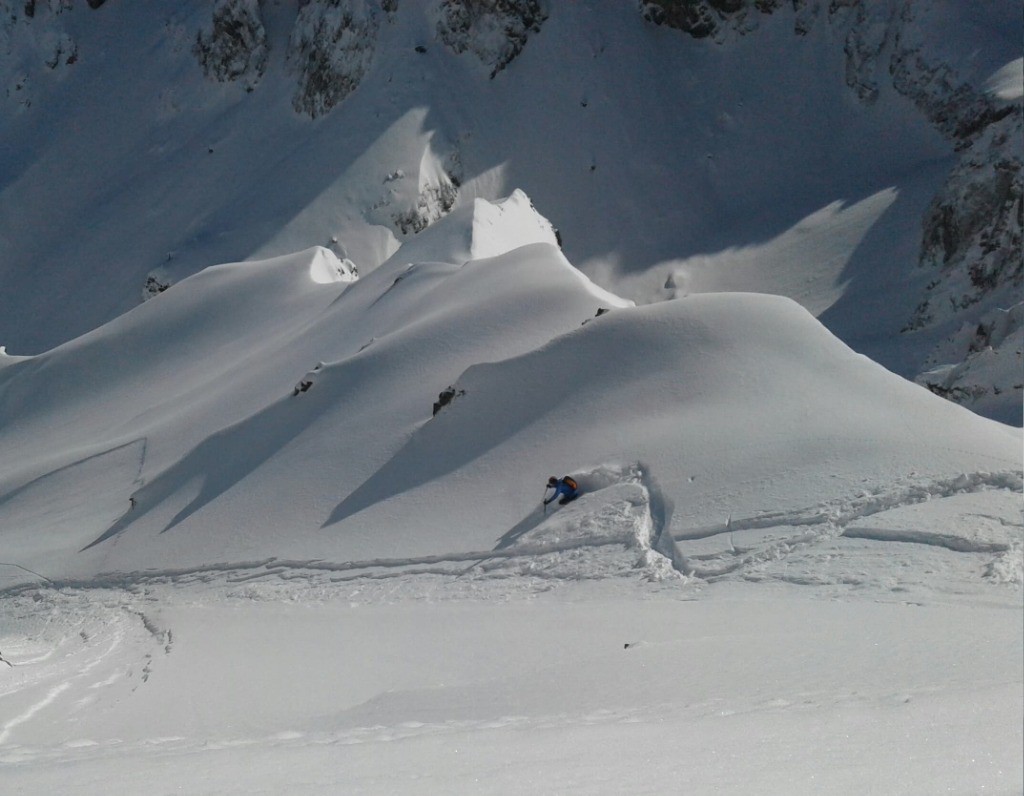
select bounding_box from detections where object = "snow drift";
[0,192,1017,586]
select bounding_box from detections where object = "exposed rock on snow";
[835,0,898,104]
[393,178,459,235]
[898,46,1022,419]
[288,0,380,117]
[907,109,1022,328]
[369,141,464,237]
[307,245,358,283]
[432,385,465,416]
[142,271,173,301]
[0,0,78,109]
[641,0,746,40]
[435,0,547,78]
[193,0,269,90]
[916,302,1024,424]
[640,0,792,41]
[293,362,324,396]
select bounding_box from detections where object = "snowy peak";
[1,223,1017,582]
[380,188,563,270]
[468,189,558,260]
[0,0,1021,421]
[307,245,359,284]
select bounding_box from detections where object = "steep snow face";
[323,292,1019,561]
[0,193,631,578]
[0,1,1020,424]
[0,192,1017,583]
[0,186,1020,794]
[640,0,1023,422]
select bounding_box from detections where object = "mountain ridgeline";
[0,0,1020,422]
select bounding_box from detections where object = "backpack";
[562,476,578,491]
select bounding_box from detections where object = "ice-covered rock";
[435,0,547,78]
[0,0,78,109]
[916,302,1024,425]
[288,0,381,117]
[640,0,799,41]
[908,111,1022,330]
[193,0,269,90]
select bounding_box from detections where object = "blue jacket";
[544,477,578,505]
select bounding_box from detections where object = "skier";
[543,475,579,506]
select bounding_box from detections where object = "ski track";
[670,470,1022,581]
[0,469,1018,596]
[0,600,173,747]
[0,471,1019,771]
[0,682,952,768]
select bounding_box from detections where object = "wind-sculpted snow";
[1,0,1020,427]
[0,191,1019,584]
[0,218,1020,796]
[0,4,1021,781]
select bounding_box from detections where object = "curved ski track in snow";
[2,469,1018,596]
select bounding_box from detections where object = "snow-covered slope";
[0,192,1021,795]
[0,192,1017,586]
[0,0,1019,421]
[1,4,1021,790]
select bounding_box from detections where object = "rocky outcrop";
[373,144,464,236]
[641,0,747,39]
[908,112,1022,330]
[142,271,173,302]
[640,0,795,40]
[916,303,1024,423]
[1,0,80,110]
[394,178,459,235]
[432,385,465,416]
[288,0,381,117]
[435,0,547,78]
[194,0,269,91]
[642,0,1022,421]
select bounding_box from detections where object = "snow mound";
[328,292,1019,561]
[381,188,565,271]
[0,196,1018,583]
[307,246,357,284]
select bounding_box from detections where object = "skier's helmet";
[547,476,558,487]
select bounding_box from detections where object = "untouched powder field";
[1,574,1021,794]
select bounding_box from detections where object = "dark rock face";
[435,0,547,78]
[393,178,459,235]
[640,0,807,40]
[908,111,1023,330]
[142,273,172,301]
[433,386,465,416]
[640,0,1022,419]
[194,0,269,90]
[288,0,380,117]
[915,303,1023,422]
[641,0,746,38]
